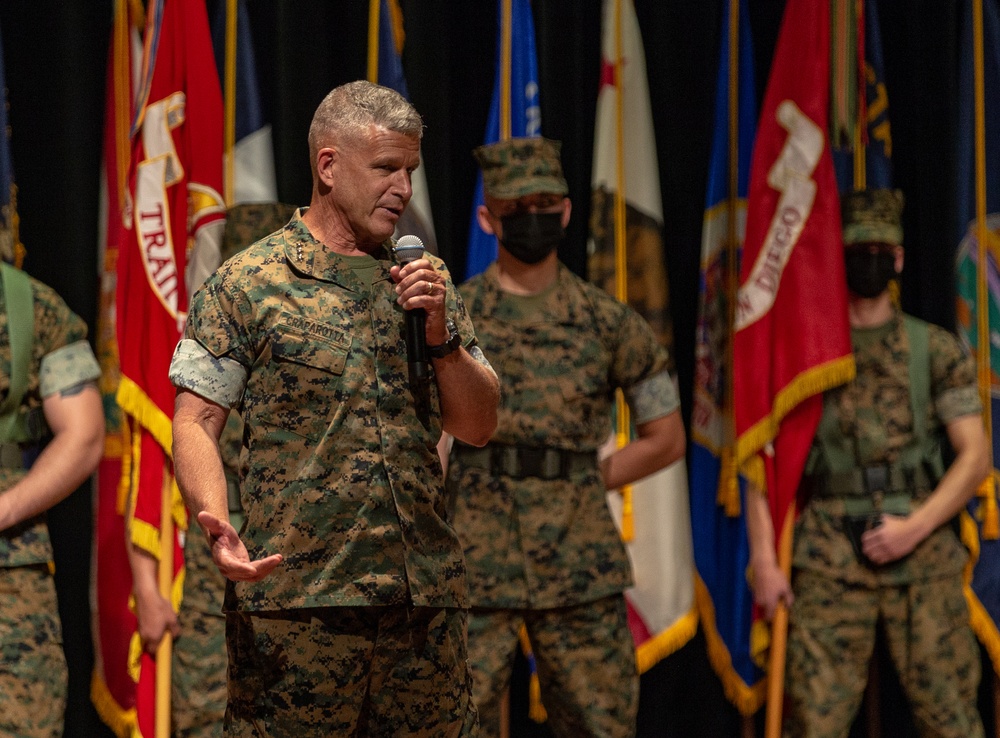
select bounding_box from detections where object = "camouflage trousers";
[784,569,982,738]
[0,564,67,738]
[225,605,478,737]
[467,595,638,738]
[173,529,228,738]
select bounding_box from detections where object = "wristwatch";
[428,318,461,359]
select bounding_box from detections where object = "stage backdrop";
[0,1,968,736]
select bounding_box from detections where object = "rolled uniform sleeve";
[169,338,248,408]
[611,305,674,424]
[929,323,981,422]
[39,340,101,398]
[624,369,679,425]
[170,269,256,407]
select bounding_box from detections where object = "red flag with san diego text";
[733,0,854,600]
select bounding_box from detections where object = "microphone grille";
[393,234,425,264]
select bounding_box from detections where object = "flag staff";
[764,503,794,738]
[724,4,758,735]
[222,0,237,207]
[609,0,635,541]
[973,0,997,520]
[154,466,174,738]
[719,0,741,518]
[367,0,380,84]
[500,0,512,141]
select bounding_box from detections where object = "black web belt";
[800,463,935,499]
[453,442,597,481]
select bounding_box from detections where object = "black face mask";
[844,247,897,298]
[499,212,565,264]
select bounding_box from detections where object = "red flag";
[92,2,142,733]
[93,1,225,735]
[734,0,854,575]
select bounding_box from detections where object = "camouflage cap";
[473,137,569,200]
[841,188,905,247]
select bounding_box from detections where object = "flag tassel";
[717,447,741,516]
[620,485,634,541]
[979,472,999,540]
[518,625,548,723]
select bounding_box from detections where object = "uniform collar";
[474,261,589,326]
[281,208,394,293]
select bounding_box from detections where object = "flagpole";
[853,0,866,191]
[719,0,741,519]
[500,0,512,140]
[367,0,380,84]
[610,0,634,542]
[764,500,795,738]
[154,466,174,738]
[973,0,996,506]
[724,4,758,735]
[223,0,236,207]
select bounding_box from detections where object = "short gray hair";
[308,80,423,162]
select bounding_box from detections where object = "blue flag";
[954,0,1000,671]
[464,0,541,280]
[832,0,893,192]
[689,0,764,715]
[212,0,277,204]
[377,0,409,98]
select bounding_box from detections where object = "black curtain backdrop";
[0,1,981,736]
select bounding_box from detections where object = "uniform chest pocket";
[270,324,350,375]
[253,323,352,441]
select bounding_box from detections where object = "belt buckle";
[490,446,520,478]
[863,465,889,495]
[516,446,548,479]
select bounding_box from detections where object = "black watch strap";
[429,319,461,359]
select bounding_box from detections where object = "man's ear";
[894,245,904,274]
[560,197,572,229]
[316,148,338,188]
[476,204,498,236]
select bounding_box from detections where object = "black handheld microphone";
[392,235,430,380]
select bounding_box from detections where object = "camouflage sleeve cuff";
[169,338,248,408]
[936,385,982,424]
[39,340,101,398]
[624,370,680,425]
[466,345,497,378]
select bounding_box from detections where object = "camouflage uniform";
[0,273,100,738]
[786,311,983,738]
[169,209,486,736]
[448,259,678,738]
[171,202,295,738]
